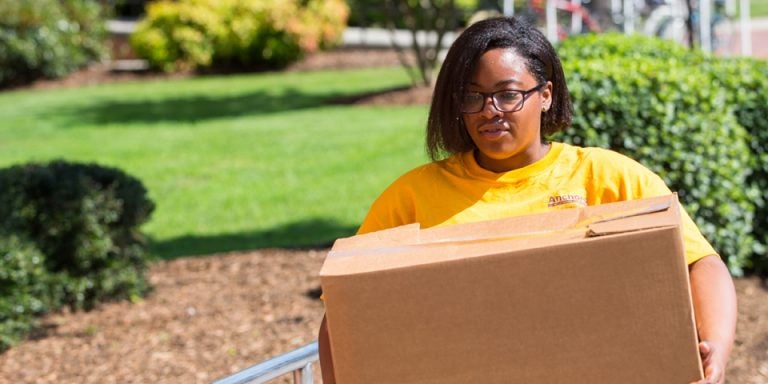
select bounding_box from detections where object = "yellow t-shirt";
[358,142,716,265]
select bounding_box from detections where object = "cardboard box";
[320,194,703,383]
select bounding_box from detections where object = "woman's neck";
[474,141,552,173]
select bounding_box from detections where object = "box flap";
[586,199,678,237]
[330,223,420,252]
[320,194,681,277]
[419,206,583,244]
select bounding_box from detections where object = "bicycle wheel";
[642,4,688,47]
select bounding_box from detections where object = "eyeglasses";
[461,82,546,114]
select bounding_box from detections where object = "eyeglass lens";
[462,91,525,113]
[461,83,545,114]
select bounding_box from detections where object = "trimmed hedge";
[130,0,349,72]
[556,33,767,274]
[557,33,696,62]
[705,58,768,273]
[0,0,107,88]
[0,160,155,350]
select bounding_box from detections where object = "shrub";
[0,236,48,352]
[555,35,759,274]
[557,33,697,63]
[0,160,155,310]
[129,0,224,71]
[130,0,349,72]
[0,0,107,88]
[214,0,306,70]
[704,58,768,273]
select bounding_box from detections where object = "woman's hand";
[689,340,726,384]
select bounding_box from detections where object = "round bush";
[0,160,155,310]
[131,0,349,72]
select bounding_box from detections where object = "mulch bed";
[0,249,327,384]
[1,48,766,383]
[0,249,765,384]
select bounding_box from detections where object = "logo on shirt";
[548,194,587,208]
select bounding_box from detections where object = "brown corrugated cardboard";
[320,194,703,383]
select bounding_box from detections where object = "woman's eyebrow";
[467,79,524,88]
[494,79,523,87]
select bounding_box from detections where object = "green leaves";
[131,0,349,72]
[0,235,48,351]
[0,0,106,88]
[556,34,767,274]
[0,161,155,350]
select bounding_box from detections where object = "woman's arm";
[688,255,737,384]
[319,314,336,383]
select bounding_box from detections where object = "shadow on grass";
[150,218,358,260]
[48,85,412,127]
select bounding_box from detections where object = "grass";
[753,2,768,17]
[0,67,429,259]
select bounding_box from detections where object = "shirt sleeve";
[613,153,718,265]
[357,177,417,235]
[678,207,718,264]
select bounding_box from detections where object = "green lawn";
[0,67,429,258]
[753,1,768,17]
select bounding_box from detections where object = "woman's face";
[462,48,552,172]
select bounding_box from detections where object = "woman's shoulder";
[559,143,648,170]
[561,142,623,158]
[380,156,457,191]
[398,158,449,180]
[554,143,669,196]
[398,153,466,178]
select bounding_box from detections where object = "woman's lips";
[478,122,509,139]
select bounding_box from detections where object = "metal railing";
[212,341,319,384]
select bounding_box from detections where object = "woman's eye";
[497,91,522,102]
[464,93,483,104]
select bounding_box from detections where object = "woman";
[320,16,735,384]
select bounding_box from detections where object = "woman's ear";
[541,81,553,112]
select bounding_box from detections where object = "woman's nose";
[480,96,502,117]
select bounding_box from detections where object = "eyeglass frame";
[460,82,547,114]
